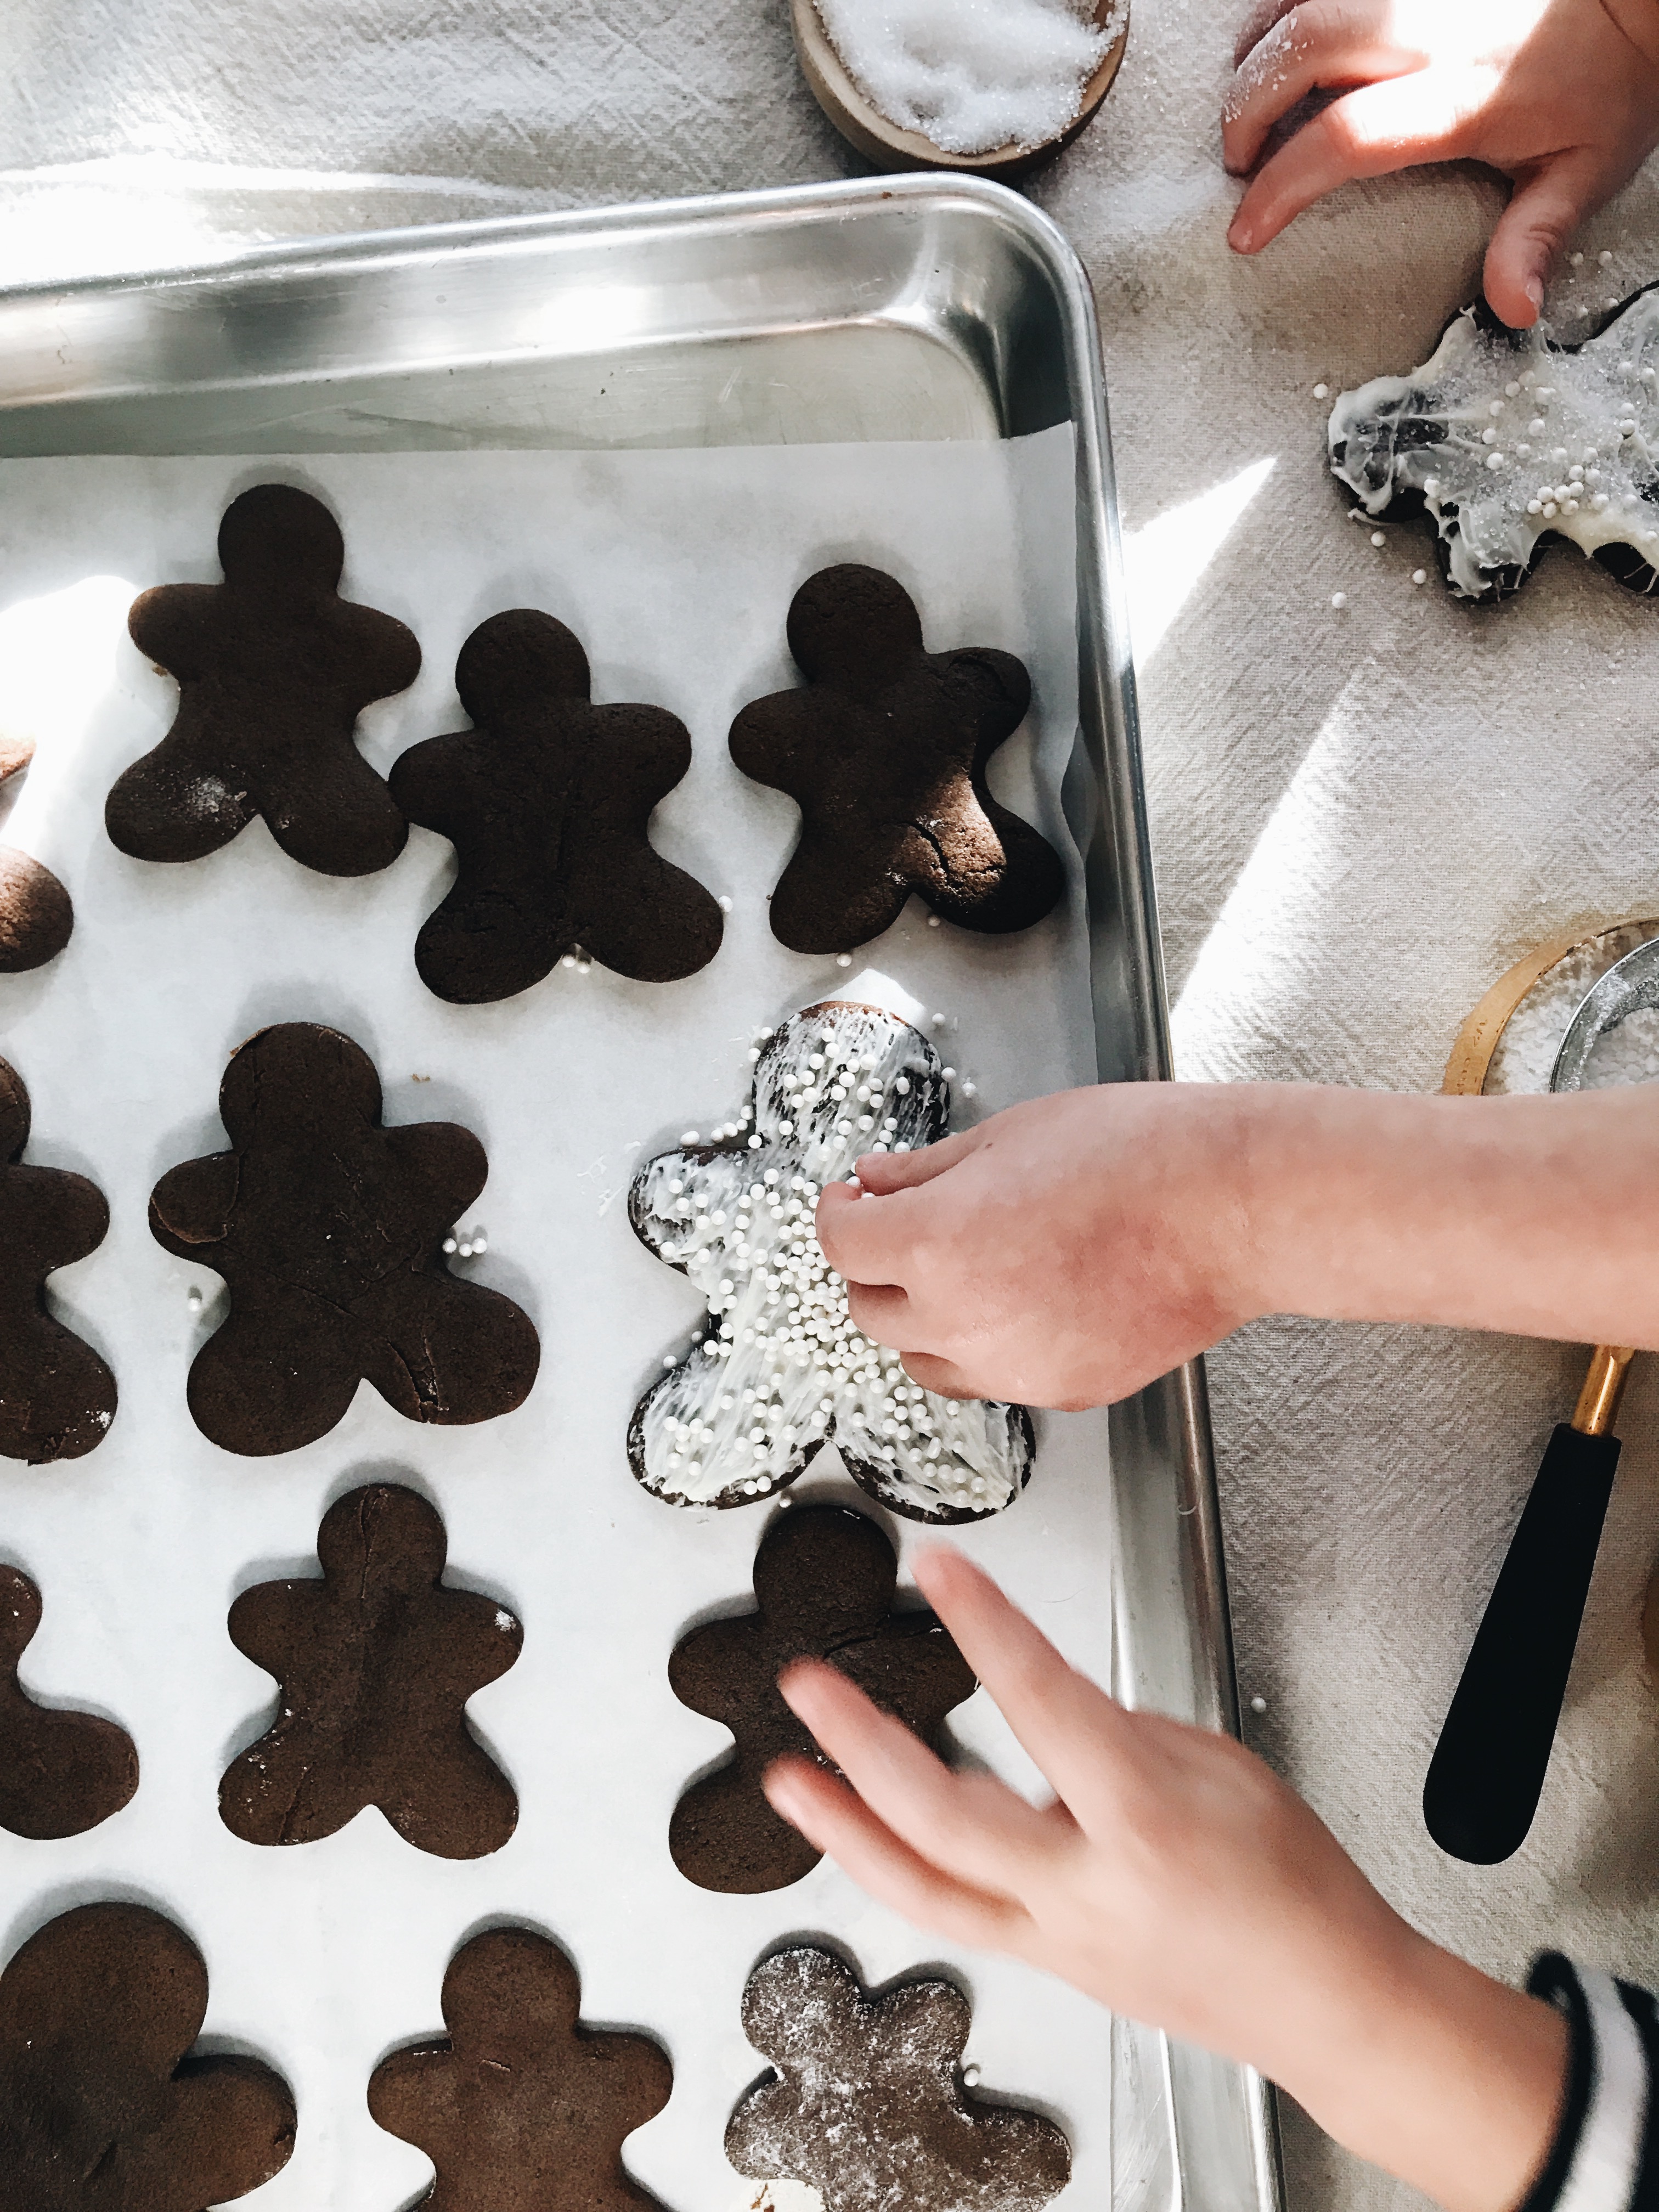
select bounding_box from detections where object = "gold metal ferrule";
[1571,1345,1637,1437]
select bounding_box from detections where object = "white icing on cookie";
[1329,290,1659,598]
[627,1001,1034,1523]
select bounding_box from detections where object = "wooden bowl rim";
[791,0,1130,179]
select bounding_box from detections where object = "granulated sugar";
[1483,921,1659,1094]
[815,0,1119,155]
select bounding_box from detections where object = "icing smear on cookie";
[627,1002,1034,1524]
[1329,289,1659,598]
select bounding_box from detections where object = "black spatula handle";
[1423,1423,1620,1865]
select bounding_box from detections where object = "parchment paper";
[0,427,1116,2210]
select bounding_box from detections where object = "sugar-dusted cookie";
[0,1564,137,1839]
[150,1023,539,1455]
[220,1483,521,1858]
[106,483,420,874]
[390,608,723,1003]
[726,1947,1070,2212]
[369,1925,673,2211]
[0,737,72,972]
[669,1504,974,1892]
[0,1901,295,2210]
[0,1057,117,1464]
[628,1000,1034,1521]
[730,565,1063,952]
[1331,286,1659,601]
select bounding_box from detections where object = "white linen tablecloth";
[5,5,1659,2204]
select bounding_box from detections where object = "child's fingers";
[1483,149,1618,328]
[910,1547,1136,1835]
[843,1126,979,1197]
[1228,69,1476,252]
[1232,0,1297,71]
[842,1278,918,1344]
[1223,0,1425,176]
[816,1181,940,1299]
[778,1660,1068,1894]
[763,1755,1034,1952]
[897,1348,979,1401]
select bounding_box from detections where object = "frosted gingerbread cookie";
[669,1504,974,1892]
[1331,286,1659,600]
[106,483,420,874]
[369,1926,672,2211]
[628,1000,1034,1522]
[0,737,72,973]
[391,608,723,1003]
[0,1056,117,1465]
[730,565,1064,952]
[0,1901,295,2210]
[726,1948,1070,2212]
[150,1023,539,1455]
[0,1564,137,1839]
[221,1484,521,1858]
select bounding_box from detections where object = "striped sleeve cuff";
[1520,1955,1658,2212]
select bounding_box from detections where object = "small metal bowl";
[791,0,1130,182]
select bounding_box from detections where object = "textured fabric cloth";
[5,6,1659,2210]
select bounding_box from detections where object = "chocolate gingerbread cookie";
[0,1901,296,2210]
[0,1057,117,1464]
[1331,285,1659,600]
[0,1564,137,1839]
[220,1484,521,1857]
[369,1926,673,2211]
[727,1947,1070,2212]
[730,566,1064,951]
[669,1505,974,1892]
[629,1000,1034,1522]
[0,737,72,972]
[106,482,420,874]
[150,1023,539,1455]
[390,609,723,1003]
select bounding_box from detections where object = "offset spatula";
[1424,934,1656,1864]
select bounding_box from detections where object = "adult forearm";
[1238,1084,1659,1348]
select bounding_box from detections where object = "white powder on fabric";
[815,0,1118,155]
[1483,921,1659,1095]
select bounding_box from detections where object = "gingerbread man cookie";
[0,1901,296,2210]
[219,1484,521,1857]
[0,1564,137,1839]
[669,1504,974,1892]
[0,1056,117,1464]
[628,1001,1034,1522]
[390,608,723,1003]
[369,1926,673,2211]
[726,1947,1070,2212]
[730,565,1064,952]
[1332,285,1659,600]
[106,482,420,874]
[1,735,73,972]
[150,1023,539,1455]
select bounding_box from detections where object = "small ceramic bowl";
[791,0,1129,182]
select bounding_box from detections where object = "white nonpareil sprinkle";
[816,0,1120,156]
[1329,591,1348,609]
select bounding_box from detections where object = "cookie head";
[315,1482,447,1592]
[440,1926,583,2046]
[751,1500,894,1633]
[787,565,924,688]
[455,607,592,725]
[217,482,345,599]
[218,1022,383,1147]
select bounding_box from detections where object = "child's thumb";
[1484,153,1610,329]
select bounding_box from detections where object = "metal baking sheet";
[0,175,1279,2212]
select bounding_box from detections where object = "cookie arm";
[337,602,422,712]
[127,583,219,682]
[729,690,818,793]
[225,1579,325,1678]
[1,1167,110,1269]
[149,1153,240,1258]
[381,1123,488,1228]
[667,1617,760,1727]
[433,1586,524,1691]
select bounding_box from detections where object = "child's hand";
[815,1082,1267,1410]
[1223,0,1659,328]
[765,1547,1568,2212]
